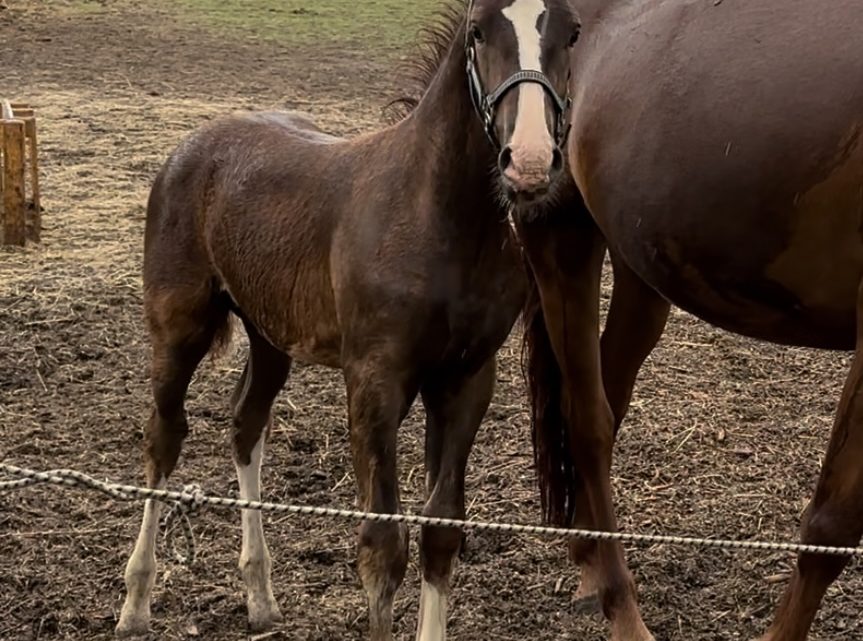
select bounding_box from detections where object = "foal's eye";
[568,27,581,47]
[470,25,485,44]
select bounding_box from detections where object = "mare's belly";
[606,205,863,350]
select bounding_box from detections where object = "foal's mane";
[385,1,466,122]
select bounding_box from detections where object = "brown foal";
[519,1,863,640]
[116,1,580,639]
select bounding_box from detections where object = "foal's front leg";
[344,353,417,641]
[416,358,497,641]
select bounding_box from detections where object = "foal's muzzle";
[497,145,564,198]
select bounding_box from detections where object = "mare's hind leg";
[116,284,229,637]
[231,320,291,631]
[573,256,670,607]
[343,349,418,641]
[415,358,496,641]
[757,283,863,641]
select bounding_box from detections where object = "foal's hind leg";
[116,285,229,637]
[573,256,670,607]
[343,350,418,641]
[757,284,863,641]
[231,321,291,631]
[416,358,496,641]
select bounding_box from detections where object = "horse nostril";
[498,146,513,172]
[551,147,564,173]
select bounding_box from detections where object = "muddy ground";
[0,2,860,640]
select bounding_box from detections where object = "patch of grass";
[171,0,447,54]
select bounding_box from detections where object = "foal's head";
[466,0,579,205]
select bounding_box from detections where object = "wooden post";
[23,116,40,242]
[2,119,26,246]
[0,123,5,205]
[1,100,40,246]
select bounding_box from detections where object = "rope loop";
[161,483,205,566]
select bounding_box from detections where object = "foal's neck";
[399,27,500,217]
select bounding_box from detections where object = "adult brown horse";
[518,0,863,640]
[115,1,580,639]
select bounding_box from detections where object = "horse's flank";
[569,0,863,348]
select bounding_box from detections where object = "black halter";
[465,21,572,150]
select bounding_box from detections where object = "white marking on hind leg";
[416,581,447,641]
[116,478,165,637]
[236,432,282,631]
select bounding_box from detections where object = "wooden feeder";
[1,99,41,246]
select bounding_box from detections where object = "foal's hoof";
[248,599,284,632]
[115,614,150,638]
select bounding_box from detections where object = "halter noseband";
[464,14,572,150]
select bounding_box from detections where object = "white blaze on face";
[501,0,554,179]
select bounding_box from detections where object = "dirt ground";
[0,2,860,640]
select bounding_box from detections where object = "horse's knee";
[566,405,615,471]
[798,505,860,580]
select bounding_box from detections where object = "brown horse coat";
[519,1,863,640]
[572,0,863,348]
[117,1,581,639]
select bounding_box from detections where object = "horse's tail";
[521,263,579,527]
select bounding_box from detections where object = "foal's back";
[144,112,353,366]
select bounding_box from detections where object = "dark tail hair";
[521,263,580,527]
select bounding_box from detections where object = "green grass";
[172,0,447,53]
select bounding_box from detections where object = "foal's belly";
[605,202,863,350]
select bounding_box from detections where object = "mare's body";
[519,1,863,640]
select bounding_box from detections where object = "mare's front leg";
[520,213,654,641]
[343,349,418,641]
[573,254,670,606]
[415,358,497,641]
[757,281,863,641]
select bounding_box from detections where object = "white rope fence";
[3,462,863,565]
